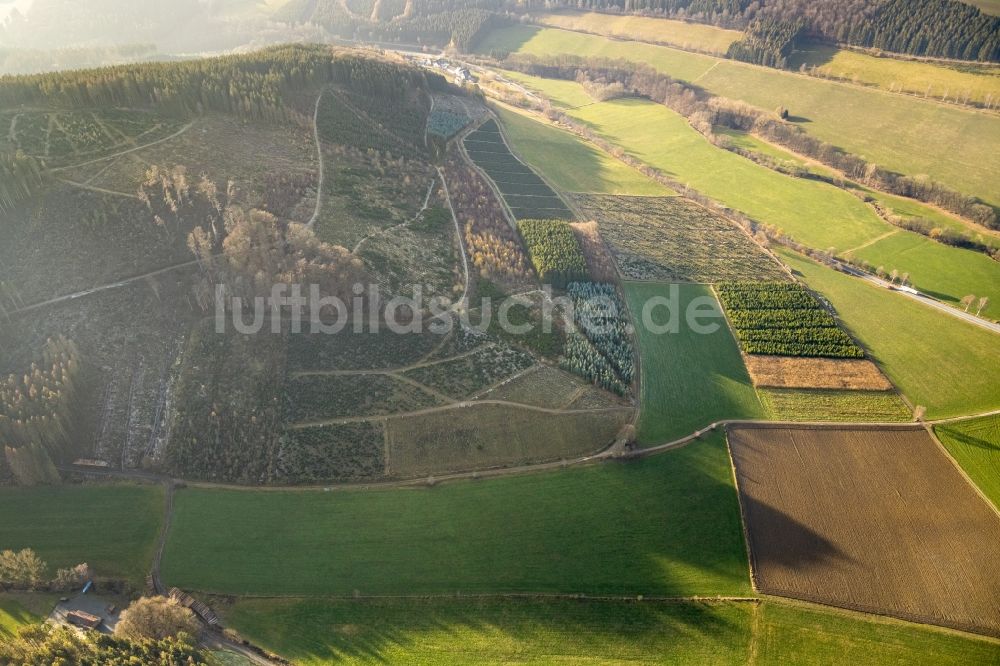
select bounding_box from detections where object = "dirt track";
[729,424,1000,637]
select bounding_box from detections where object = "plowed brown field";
[729,424,1000,637]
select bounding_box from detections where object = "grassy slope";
[494,105,670,196]
[780,249,1000,418]
[162,433,751,597]
[563,96,1000,314]
[532,11,742,54]
[718,127,999,250]
[935,414,1000,510]
[0,484,163,584]
[533,10,1000,107]
[502,69,595,108]
[786,43,1000,105]
[477,25,1000,207]
[625,282,767,444]
[224,597,1000,666]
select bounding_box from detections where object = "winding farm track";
[49,121,194,172]
[59,409,1000,494]
[289,400,633,428]
[437,164,471,310]
[306,91,325,229]
[7,259,201,317]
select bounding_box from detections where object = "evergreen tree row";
[726,18,806,68]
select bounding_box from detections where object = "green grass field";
[532,10,1000,108]
[786,43,1000,106]
[557,94,1000,314]
[780,249,1000,418]
[935,414,1000,510]
[162,433,751,597]
[494,106,670,196]
[502,69,596,108]
[624,283,767,444]
[478,25,1000,207]
[531,10,742,55]
[224,596,1000,665]
[0,593,53,638]
[0,484,163,584]
[758,388,912,422]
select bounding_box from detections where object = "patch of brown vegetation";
[729,425,1000,637]
[570,221,618,282]
[743,354,893,391]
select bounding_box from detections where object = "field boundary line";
[924,422,1000,520]
[60,410,1000,493]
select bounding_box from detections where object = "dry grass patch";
[743,355,893,390]
[570,221,618,282]
[729,424,1000,637]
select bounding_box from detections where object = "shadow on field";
[938,427,1000,453]
[741,494,852,575]
[227,596,754,663]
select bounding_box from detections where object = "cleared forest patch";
[463,118,573,220]
[569,194,787,283]
[385,402,631,477]
[729,424,1000,637]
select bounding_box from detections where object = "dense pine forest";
[0,44,446,119]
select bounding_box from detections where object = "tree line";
[0,44,447,122]
[726,18,806,68]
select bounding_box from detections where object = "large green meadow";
[162,433,751,597]
[781,249,1000,418]
[225,596,1000,665]
[494,105,670,196]
[478,25,1000,207]
[0,484,163,584]
[624,283,766,444]
[935,414,1000,509]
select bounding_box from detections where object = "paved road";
[839,264,1000,334]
